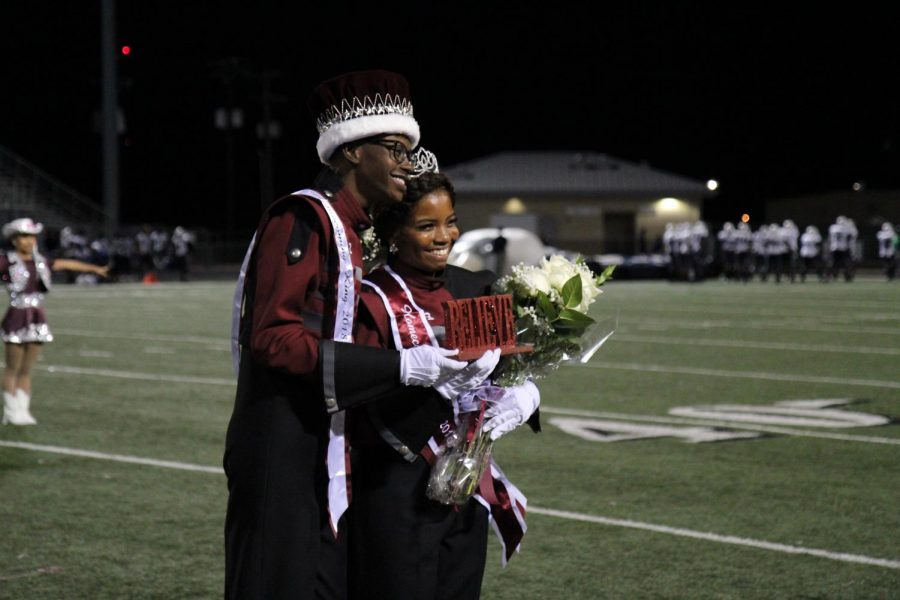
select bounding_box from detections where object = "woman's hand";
[481,380,540,440]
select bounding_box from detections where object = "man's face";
[354,135,414,210]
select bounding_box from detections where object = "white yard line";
[540,406,900,446]
[143,347,176,355]
[624,317,900,336]
[37,364,234,386]
[52,328,227,345]
[1,439,896,570]
[669,297,900,312]
[78,350,114,358]
[582,361,900,389]
[611,335,900,356]
[615,304,900,321]
[50,283,234,299]
[527,506,900,570]
[0,440,223,473]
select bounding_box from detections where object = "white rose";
[519,265,551,296]
[577,268,602,313]
[541,255,579,292]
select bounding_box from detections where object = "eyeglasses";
[368,139,413,165]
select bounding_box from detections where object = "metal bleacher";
[0,144,106,232]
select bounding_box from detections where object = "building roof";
[442,151,713,198]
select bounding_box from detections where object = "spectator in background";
[782,219,799,283]
[58,226,91,283]
[764,223,788,283]
[58,226,76,256]
[662,222,676,280]
[846,218,859,278]
[135,224,154,277]
[111,231,137,281]
[486,227,508,276]
[90,235,110,266]
[674,222,692,280]
[799,225,824,282]
[150,226,170,271]
[752,225,768,281]
[689,220,709,281]
[828,215,854,282]
[733,221,752,282]
[717,222,736,281]
[876,222,898,281]
[171,226,195,281]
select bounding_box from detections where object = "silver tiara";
[410,147,439,177]
[316,93,414,134]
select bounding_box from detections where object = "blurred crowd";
[44,224,196,283]
[664,216,898,283]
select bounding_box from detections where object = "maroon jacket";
[234,184,403,414]
[225,175,406,598]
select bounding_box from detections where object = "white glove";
[482,380,540,441]
[400,345,468,387]
[434,348,501,401]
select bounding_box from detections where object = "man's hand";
[400,345,467,387]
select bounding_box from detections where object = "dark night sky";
[2,2,899,235]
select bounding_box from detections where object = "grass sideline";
[1,278,898,599]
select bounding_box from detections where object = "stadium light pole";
[257,69,284,212]
[100,0,120,238]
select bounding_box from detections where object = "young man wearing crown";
[223,70,499,599]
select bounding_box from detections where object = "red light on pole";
[121,45,131,56]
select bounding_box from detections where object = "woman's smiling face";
[393,189,459,273]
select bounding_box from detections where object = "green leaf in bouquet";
[536,290,558,321]
[594,264,616,286]
[561,273,583,309]
[554,307,596,331]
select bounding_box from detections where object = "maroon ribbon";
[478,463,526,564]
[364,268,434,350]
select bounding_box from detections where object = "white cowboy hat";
[2,217,44,239]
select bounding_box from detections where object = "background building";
[443,151,716,255]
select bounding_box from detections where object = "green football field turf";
[1,277,898,599]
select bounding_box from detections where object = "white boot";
[3,391,30,425]
[2,392,14,424]
[15,389,37,425]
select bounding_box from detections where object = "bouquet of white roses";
[426,254,615,507]
[490,255,616,386]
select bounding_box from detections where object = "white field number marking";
[669,399,889,428]
[548,418,763,443]
[550,399,891,444]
